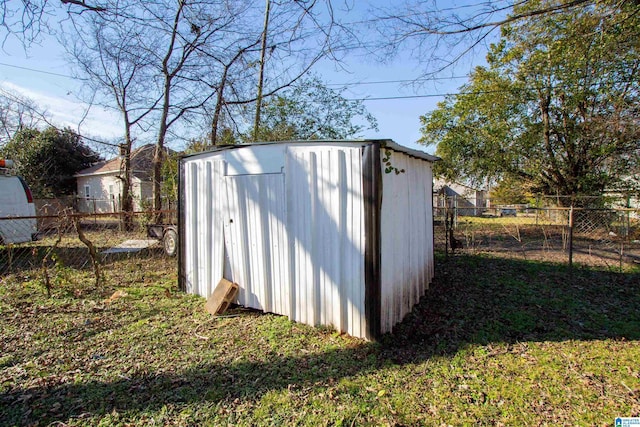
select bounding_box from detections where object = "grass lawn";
[1,253,640,426]
[458,214,550,225]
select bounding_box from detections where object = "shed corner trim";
[362,141,382,340]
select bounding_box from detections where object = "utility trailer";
[147,223,178,257]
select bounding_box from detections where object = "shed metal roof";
[181,139,440,163]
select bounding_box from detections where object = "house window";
[84,185,90,199]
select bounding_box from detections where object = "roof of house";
[434,178,486,196]
[75,144,171,180]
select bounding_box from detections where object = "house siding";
[76,174,121,213]
[76,174,149,212]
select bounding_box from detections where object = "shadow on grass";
[2,253,640,425]
[385,254,640,362]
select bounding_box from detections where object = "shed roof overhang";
[181,139,440,163]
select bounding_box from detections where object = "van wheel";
[163,229,178,257]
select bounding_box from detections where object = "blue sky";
[1,40,124,144]
[0,1,493,155]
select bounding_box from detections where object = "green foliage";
[185,128,237,152]
[420,0,640,198]
[381,149,405,175]
[1,127,102,198]
[490,176,532,205]
[252,76,378,142]
[160,150,180,204]
[184,138,210,153]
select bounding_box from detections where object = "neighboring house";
[433,178,487,216]
[74,144,163,213]
[605,173,640,219]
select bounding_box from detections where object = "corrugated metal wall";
[379,150,434,334]
[223,173,290,316]
[286,146,367,338]
[183,158,225,298]
[181,144,368,338]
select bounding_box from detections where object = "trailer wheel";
[163,228,178,257]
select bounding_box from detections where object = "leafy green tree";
[1,127,102,198]
[420,0,640,203]
[160,149,181,208]
[252,77,378,142]
[490,176,532,205]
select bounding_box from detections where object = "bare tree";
[64,0,248,216]
[0,0,109,46]
[253,0,271,141]
[246,0,352,137]
[0,86,47,144]
[142,0,356,209]
[140,0,247,214]
[66,14,160,228]
[208,43,259,146]
[373,0,594,76]
[60,0,360,217]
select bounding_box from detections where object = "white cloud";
[0,81,122,140]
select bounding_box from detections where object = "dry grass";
[1,249,640,425]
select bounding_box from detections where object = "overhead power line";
[326,75,469,87]
[348,79,639,101]
[351,93,451,101]
[0,62,72,79]
[348,89,507,101]
[0,60,473,93]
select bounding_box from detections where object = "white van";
[0,160,38,244]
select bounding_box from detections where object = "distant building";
[604,174,640,218]
[74,144,166,213]
[433,178,487,216]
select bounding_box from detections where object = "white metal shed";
[179,140,437,340]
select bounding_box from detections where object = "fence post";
[568,205,574,270]
[444,200,449,259]
[453,195,458,228]
[626,194,631,242]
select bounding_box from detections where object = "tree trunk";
[120,119,134,231]
[152,141,165,218]
[74,217,102,287]
[152,1,183,221]
[210,70,228,147]
[152,76,171,222]
[253,0,271,142]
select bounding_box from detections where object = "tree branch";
[60,0,107,12]
[412,0,593,36]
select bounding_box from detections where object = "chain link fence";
[0,210,177,288]
[3,195,638,291]
[435,195,640,270]
[34,196,178,215]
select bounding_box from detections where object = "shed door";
[223,173,290,316]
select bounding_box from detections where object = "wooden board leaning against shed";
[205,278,239,316]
